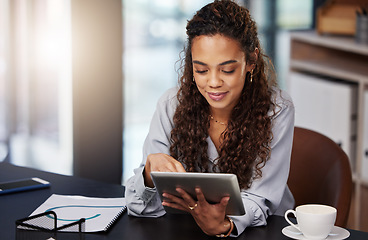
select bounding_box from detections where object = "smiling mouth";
[207,92,228,101]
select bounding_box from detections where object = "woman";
[125,0,295,237]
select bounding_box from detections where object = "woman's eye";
[195,70,208,74]
[222,69,235,74]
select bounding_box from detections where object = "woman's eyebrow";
[219,60,238,66]
[192,60,207,66]
[192,60,238,66]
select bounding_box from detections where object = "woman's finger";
[162,201,189,212]
[147,153,186,173]
[175,188,197,206]
[162,192,192,212]
[163,192,188,207]
[195,187,207,204]
[219,196,230,211]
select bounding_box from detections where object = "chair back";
[288,127,353,227]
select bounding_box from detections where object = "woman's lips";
[207,91,228,101]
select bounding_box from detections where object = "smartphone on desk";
[0,177,50,195]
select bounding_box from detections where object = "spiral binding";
[104,206,127,231]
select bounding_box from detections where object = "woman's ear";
[250,48,259,71]
[253,48,259,65]
[247,48,259,69]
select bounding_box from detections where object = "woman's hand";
[162,187,232,236]
[143,153,186,188]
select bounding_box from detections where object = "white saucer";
[282,225,350,240]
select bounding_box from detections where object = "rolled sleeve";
[125,166,165,217]
[229,193,268,237]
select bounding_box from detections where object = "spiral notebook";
[29,194,126,232]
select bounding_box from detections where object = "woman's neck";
[210,109,231,125]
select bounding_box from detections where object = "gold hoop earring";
[193,77,195,82]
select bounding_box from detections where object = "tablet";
[151,172,245,215]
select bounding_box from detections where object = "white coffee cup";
[284,204,337,240]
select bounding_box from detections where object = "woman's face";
[191,34,252,114]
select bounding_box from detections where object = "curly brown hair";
[169,0,278,189]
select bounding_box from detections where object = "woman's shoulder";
[270,87,294,116]
[159,87,179,100]
[155,87,180,116]
[157,87,179,106]
[272,87,293,105]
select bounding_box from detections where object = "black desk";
[1,162,367,240]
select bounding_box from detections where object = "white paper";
[30,194,126,232]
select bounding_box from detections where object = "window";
[0,0,9,162]
[0,0,72,175]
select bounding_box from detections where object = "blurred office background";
[0,0,314,180]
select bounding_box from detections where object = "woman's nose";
[208,71,222,88]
